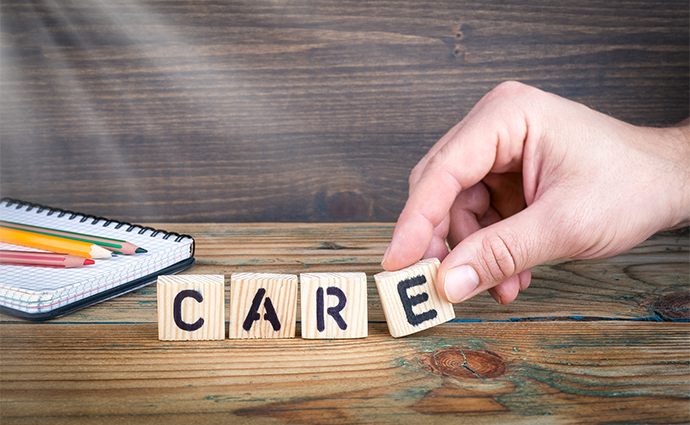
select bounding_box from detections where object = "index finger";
[381,129,497,271]
[382,82,533,271]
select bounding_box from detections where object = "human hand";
[382,81,690,305]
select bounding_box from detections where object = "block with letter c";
[157,275,225,340]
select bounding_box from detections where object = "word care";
[157,258,455,341]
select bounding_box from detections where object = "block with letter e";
[157,275,225,341]
[229,273,298,339]
[374,258,455,338]
[300,272,368,339]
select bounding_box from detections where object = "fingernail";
[488,288,502,304]
[381,245,391,267]
[444,265,480,303]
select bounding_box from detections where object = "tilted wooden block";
[300,272,368,339]
[374,258,455,338]
[157,275,225,341]
[229,273,298,339]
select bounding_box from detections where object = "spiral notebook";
[0,198,195,320]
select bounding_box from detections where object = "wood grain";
[1,0,687,222]
[1,322,687,424]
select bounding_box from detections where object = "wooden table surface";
[1,223,688,424]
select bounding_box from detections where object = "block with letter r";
[157,275,225,341]
[300,272,368,339]
[374,258,455,338]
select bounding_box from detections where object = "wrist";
[660,122,690,230]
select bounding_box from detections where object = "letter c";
[173,289,205,332]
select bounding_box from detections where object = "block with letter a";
[157,275,225,341]
[374,258,455,338]
[229,273,298,339]
[300,272,368,339]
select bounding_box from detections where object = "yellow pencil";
[0,227,113,259]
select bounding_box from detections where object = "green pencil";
[0,220,147,255]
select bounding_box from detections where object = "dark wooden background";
[1,0,688,223]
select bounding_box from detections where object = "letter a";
[243,288,281,332]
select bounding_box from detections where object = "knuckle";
[485,81,530,102]
[481,81,544,117]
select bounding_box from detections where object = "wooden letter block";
[157,275,225,341]
[229,273,298,339]
[374,258,455,338]
[300,272,368,339]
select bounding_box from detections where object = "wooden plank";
[1,1,687,222]
[1,224,685,324]
[1,322,687,423]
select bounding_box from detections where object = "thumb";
[438,200,562,303]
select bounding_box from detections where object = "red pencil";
[0,250,96,268]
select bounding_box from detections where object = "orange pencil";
[0,250,95,268]
[0,227,113,259]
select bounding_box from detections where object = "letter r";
[316,286,348,332]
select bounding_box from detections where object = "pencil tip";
[84,259,96,265]
[135,248,148,253]
[111,252,118,257]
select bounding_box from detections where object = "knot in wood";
[653,291,690,321]
[427,348,505,380]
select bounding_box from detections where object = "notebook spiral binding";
[0,197,195,257]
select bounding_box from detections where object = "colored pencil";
[0,250,95,268]
[0,227,113,259]
[0,220,147,254]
